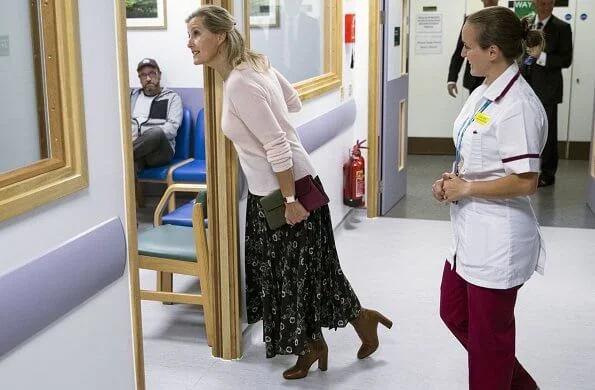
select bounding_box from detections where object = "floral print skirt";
[245,180,361,358]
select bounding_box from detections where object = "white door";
[577,0,595,212]
[380,0,409,215]
[380,0,408,215]
[567,0,595,146]
[552,1,576,151]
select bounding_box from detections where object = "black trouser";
[133,127,174,173]
[541,103,558,179]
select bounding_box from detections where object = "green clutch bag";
[259,189,286,230]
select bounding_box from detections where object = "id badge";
[474,112,490,126]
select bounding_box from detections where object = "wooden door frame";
[367,0,410,217]
[114,2,145,388]
[367,0,382,217]
[116,0,242,388]
[202,0,242,361]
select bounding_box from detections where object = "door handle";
[576,78,580,84]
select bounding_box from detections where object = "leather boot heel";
[351,307,393,359]
[282,336,328,380]
[375,311,393,329]
[318,350,328,371]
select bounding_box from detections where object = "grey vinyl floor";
[385,155,595,229]
[139,210,595,390]
[136,155,595,389]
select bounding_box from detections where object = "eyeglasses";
[138,71,158,79]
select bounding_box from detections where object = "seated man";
[131,58,182,173]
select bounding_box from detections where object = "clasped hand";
[526,45,542,60]
[432,172,471,203]
[285,201,310,226]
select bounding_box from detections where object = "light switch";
[0,36,9,56]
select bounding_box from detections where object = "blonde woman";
[185,5,392,380]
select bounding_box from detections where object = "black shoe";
[538,175,555,188]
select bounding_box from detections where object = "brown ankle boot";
[350,308,393,359]
[282,336,328,380]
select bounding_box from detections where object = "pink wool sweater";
[221,63,317,196]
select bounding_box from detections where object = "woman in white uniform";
[432,6,547,390]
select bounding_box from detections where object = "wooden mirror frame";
[244,0,342,101]
[0,0,88,223]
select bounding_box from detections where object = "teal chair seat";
[138,225,197,262]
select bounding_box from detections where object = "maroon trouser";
[439,261,537,390]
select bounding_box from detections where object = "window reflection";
[0,1,47,174]
[250,0,323,84]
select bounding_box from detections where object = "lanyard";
[453,71,521,175]
[454,99,491,174]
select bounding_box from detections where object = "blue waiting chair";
[161,108,208,227]
[162,192,208,228]
[172,108,207,184]
[162,200,196,227]
[137,107,193,211]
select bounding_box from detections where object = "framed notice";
[126,0,167,30]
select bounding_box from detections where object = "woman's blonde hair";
[186,5,269,72]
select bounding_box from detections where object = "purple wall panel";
[297,100,356,154]
[0,218,127,358]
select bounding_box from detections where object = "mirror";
[0,1,49,174]
[247,0,342,100]
[0,0,87,223]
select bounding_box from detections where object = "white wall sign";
[415,13,443,55]
[415,14,442,33]
[415,35,442,54]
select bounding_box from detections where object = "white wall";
[407,0,514,140]
[0,1,135,389]
[559,0,594,143]
[408,0,591,145]
[408,0,467,139]
[0,2,41,172]
[127,0,203,88]
[291,0,367,226]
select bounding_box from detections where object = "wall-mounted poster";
[126,0,167,30]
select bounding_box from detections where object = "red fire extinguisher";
[344,140,366,207]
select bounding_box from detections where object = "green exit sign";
[514,1,536,18]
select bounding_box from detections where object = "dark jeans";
[133,127,174,173]
[541,104,558,179]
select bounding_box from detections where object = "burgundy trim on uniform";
[495,71,521,102]
[501,153,540,163]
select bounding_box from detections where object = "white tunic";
[447,63,548,289]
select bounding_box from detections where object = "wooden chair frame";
[137,159,193,212]
[136,183,214,346]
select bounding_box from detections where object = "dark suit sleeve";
[447,23,465,83]
[545,21,573,69]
